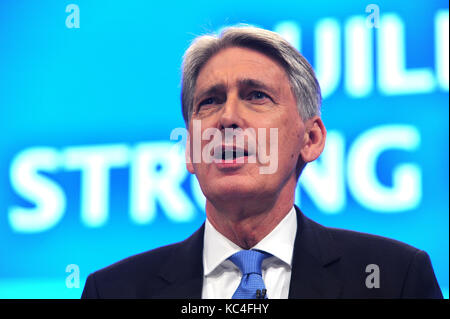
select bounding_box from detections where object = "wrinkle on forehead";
[194,47,293,104]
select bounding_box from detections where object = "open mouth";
[212,145,251,162]
[221,149,248,161]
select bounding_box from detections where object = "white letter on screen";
[315,18,341,99]
[347,125,421,212]
[63,144,129,227]
[274,21,301,52]
[9,147,66,233]
[345,15,373,97]
[435,10,449,91]
[130,142,195,224]
[377,14,435,95]
[300,131,346,214]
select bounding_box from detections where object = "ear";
[299,116,326,163]
[185,136,195,174]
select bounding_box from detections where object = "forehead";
[195,46,290,93]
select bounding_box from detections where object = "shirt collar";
[203,206,297,276]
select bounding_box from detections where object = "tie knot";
[229,250,270,275]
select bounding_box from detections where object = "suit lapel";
[289,207,343,298]
[154,224,205,298]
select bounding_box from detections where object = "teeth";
[213,145,251,160]
[220,148,247,160]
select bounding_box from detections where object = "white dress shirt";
[202,206,297,299]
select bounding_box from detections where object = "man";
[81,26,443,299]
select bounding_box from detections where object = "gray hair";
[181,26,322,126]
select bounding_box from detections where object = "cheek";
[279,122,303,164]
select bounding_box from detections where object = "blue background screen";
[0,0,448,298]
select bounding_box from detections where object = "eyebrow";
[193,77,279,108]
[236,78,274,94]
[194,83,227,107]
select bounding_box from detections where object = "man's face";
[186,46,307,204]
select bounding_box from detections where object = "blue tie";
[229,250,271,299]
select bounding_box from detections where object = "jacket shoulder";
[81,241,182,298]
[317,223,442,298]
[102,242,179,275]
[326,225,420,257]
[82,223,205,298]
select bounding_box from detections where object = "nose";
[218,94,244,130]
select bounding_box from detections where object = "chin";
[205,179,261,201]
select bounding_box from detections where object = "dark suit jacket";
[81,207,443,298]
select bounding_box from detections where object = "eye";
[198,97,218,109]
[247,91,270,101]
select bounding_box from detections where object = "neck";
[205,179,296,249]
